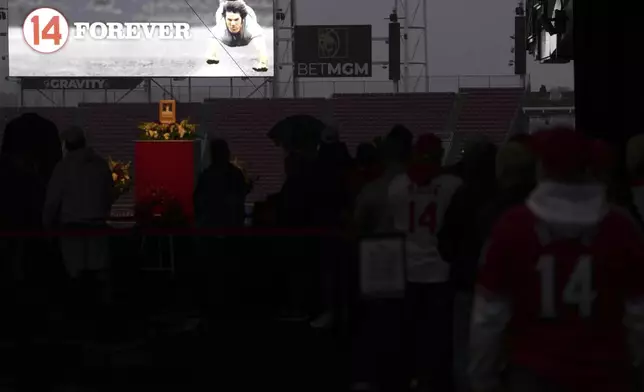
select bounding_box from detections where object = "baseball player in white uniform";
[206,0,269,72]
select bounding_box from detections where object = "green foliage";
[138,118,197,141]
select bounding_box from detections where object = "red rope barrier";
[0,227,345,238]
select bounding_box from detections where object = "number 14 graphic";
[22,8,69,54]
[31,15,62,45]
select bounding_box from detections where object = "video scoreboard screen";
[7,0,275,77]
[526,0,572,63]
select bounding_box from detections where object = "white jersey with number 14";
[388,173,462,283]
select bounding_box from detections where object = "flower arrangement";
[135,187,186,226]
[108,157,132,194]
[230,156,258,194]
[138,118,198,141]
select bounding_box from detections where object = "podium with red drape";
[134,140,201,223]
[133,101,201,225]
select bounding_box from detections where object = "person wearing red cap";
[469,128,644,392]
[387,133,462,391]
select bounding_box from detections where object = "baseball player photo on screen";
[7,0,274,77]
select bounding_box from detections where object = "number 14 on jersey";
[408,201,437,233]
[536,255,597,318]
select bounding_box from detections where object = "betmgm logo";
[296,27,370,77]
[317,28,348,59]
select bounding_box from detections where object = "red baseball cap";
[408,133,443,185]
[414,133,443,156]
[530,127,591,179]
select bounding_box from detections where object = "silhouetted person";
[350,125,413,392]
[43,126,114,320]
[439,136,498,259]
[193,139,246,323]
[356,142,379,167]
[267,114,325,155]
[470,129,644,392]
[348,142,382,201]
[483,141,537,246]
[441,139,533,292]
[354,124,413,234]
[507,132,533,145]
[267,150,322,320]
[435,136,497,391]
[589,139,627,206]
[194,139,247,228]
[314,125,353,227]
[278,151,319,227]
[387,133,462,392]
[252,193,280,227]
[0,129,46,231]
[0,114,62,231]
[0,119,50,316]
[1,113,62,183]
[272,116,326,227]
[627,134,644,225]
[309,126,353,328]
[0,116,66,383]
[442,141,536,392]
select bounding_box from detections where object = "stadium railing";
[6,75,527,107]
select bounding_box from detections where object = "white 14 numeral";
[536,255,597,318]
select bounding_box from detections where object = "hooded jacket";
[469,181,644,392]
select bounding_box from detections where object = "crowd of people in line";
[193,122,644,392]
[1,111,644,392]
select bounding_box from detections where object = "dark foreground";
[0,234,348,391]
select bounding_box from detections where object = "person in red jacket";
[469,128,644,392]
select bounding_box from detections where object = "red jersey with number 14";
[478,205,644,391]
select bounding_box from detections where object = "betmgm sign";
[294,25,372,78]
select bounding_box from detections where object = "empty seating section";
[0,89,528,206]
[331,93,456,153]
[456,88,524,132]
